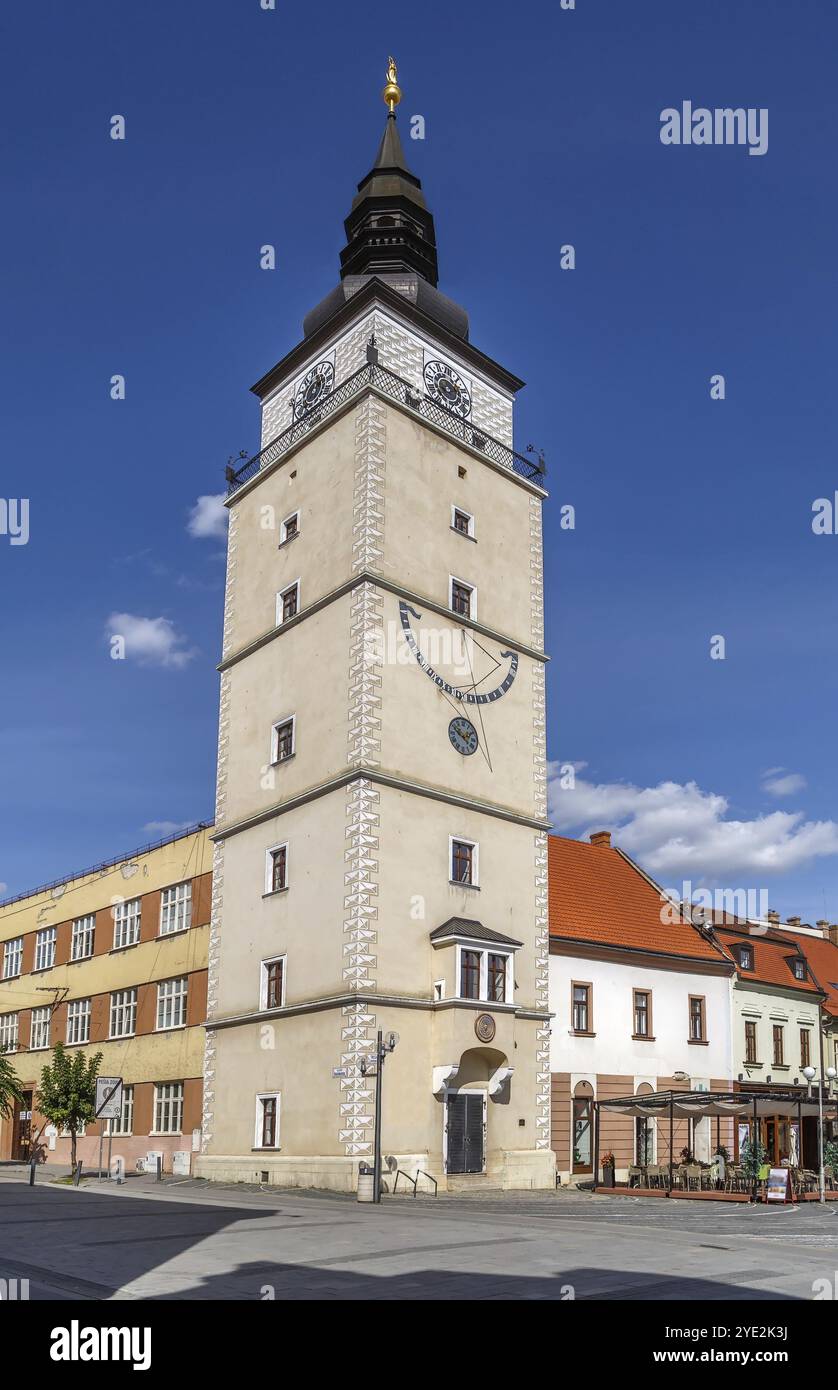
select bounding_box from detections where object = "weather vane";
[382,56,402,114]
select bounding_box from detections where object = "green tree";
[0,1047,25,1122]
[36,1044,103,1175]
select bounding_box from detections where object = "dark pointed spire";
[340,60,439,286]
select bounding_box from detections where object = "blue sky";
[1,0,836,922]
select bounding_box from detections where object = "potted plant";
[739,1136,768,1200]
[600,1151,616,1188]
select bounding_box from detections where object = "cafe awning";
[596,1089,838,1120]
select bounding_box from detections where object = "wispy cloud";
[142,820,195,836]
[105,613,197,669]
[761,768,807,798]
[548,763,838,880]
[187,494,227,541]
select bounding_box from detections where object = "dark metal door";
[446,1093,484,1174]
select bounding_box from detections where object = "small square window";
[280,512,299,544]
[452,507,474,538]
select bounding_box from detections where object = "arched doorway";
[572,1081,594,1175]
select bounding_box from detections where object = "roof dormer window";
[739,945,754,971]
[791,957,807,982]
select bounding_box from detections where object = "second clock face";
[448,717,479,756]
[424,360,471,418]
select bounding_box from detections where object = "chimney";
[767,909,780,928]
[589,830,612,849]
[817,919,830,939]
[787,915,801,930]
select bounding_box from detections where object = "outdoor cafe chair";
[627,1165,642,1188]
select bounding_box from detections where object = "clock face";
[448,717,479,756]
[423,360,471,419]
[294,361,334,418]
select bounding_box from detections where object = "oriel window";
[487,953,507,1003]
[460,949,480,1000]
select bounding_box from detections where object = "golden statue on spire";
[382,56,402,114]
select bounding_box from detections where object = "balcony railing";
[226,360,546,496]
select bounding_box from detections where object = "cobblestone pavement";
[0,1171,835,1300]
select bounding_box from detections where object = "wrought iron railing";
[226,360,545,495]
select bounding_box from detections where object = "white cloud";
[187,494,227,540]
[761,768,807,798]
[142,820,194,836]
[548,763,838,880]
[105,613,197,669]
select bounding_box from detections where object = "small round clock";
[294,360,334,418]
[424,360,471,418]
[448,717,479,756]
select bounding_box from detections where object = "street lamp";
[359,1030,399,1204]
[802,1064,825,1204]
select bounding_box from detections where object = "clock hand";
[461,627,493,772]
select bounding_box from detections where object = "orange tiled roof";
[789,932,838,1014]
[547,835,727,964]
[714,926,822,995]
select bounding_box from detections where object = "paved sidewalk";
[0,1172,835,1300]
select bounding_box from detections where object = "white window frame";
[0,1012,19,1052]
[30,1006,51,1051]
[451,505,475,538]
[2,937,22,979]
[113,898,141,950]
[34,927,56,972]
[276,579,301,627]
[280,511,300,545]
[66,998,91,1046]
[153,1082,184,1135]
[159,881,192,937]
[449,834,479,887]
[265,842,289,895]
[254,1092,281,1149]
[105,1084,134,1137]
[271,715,296,765]
[156,976,188,1031]
[260,955,287,1011]
[109,987,138,1039]
[449,574,477,621]
[454,943,514,1004]
[71,914,96,962]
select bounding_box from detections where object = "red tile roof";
[787,932,838,1015]
[548,835,728,964]
[714,927,822,995]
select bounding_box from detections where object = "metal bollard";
[155,1155,163,1182]
[29,1158,36,1187]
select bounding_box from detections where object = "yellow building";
[0,824,212,1174]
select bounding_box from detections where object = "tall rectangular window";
[30,1006,50,1051]
[688,996,705,1042]
[450,578,474,619]
[487,953,507,1003]
[272,718,295,763]
[277,581,299,624]
[0,1013,19,1052]
[66,999,91,1045]
[110,988,138,1039]
[113,899,141,950]
[572,983,591,1033]
[71,915,95,961]
[280,512,299,543]
[267,845,288,894]
[156,977,187,1031]
[262,958,285,1011]
[160,882,192,936]
[2,937,22,979]
[745,1020,758,1063]
[106,1085,134,1137]
[459,949,480,1000]
[34,927,56,971]
[153,1082,183,1135]
[773,1024,784,1066]
[633,990,651,1038]
[450,838,476,885]
[256,1094,280,1148]
[800,1029,811,1068]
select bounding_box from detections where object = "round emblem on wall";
[424,359,472,418]
[474,1013,496,1043]
[294,360,335,418]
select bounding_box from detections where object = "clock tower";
[197,61,554,1191]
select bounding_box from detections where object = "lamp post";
[802,1064,826,1204]
[359,1030,399,1204]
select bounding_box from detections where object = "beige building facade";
[197,75,554,1191]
